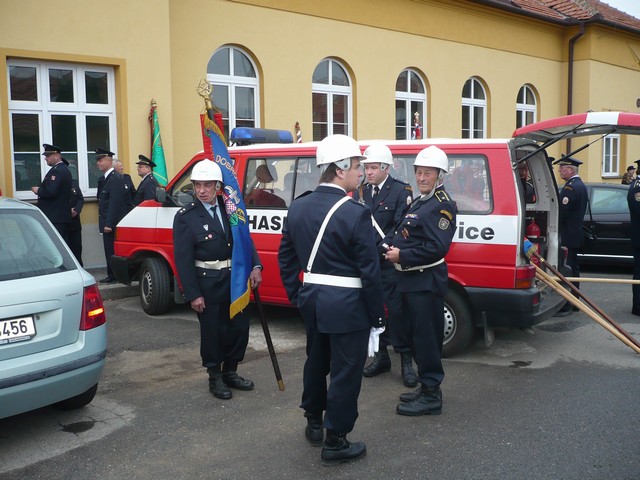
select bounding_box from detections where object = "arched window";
[516,85,537,128]
[461,77,487,139]
[395,69,426,140]
[312,59,352,141]
[207,46,259,141]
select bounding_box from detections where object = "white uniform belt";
[195,259,231,270]
[394,258,444,272]
[303,272,363,288]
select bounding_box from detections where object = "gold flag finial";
[196,79,215,111]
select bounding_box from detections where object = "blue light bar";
[230,127,294,145]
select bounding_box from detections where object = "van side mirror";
[155,186,167,204]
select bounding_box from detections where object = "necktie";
[209,205,224,233]
[373,185,380,199]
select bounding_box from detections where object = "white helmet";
[362,143,393,169]
[316,134,366,171]
[414,146,449,173]
[190,159,223,182]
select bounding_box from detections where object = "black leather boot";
[304,413,323,447]
[207,368,232,400]
[363,348,391,377]
[321,431,367,466]
[400,352,418,387]
[222,361,254,390]
[398,386,422,403]
[396,385,442,416]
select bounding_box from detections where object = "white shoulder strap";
[307,196,351,272]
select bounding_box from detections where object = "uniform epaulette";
[564,186,574,191]
[435,190,451,203]
[392,177,410,187]
[177,202,196,215]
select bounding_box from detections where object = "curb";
[86,268,139,301]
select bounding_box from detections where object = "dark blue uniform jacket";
[37,162,72,224]
[278,185,385,332]
[559,176,588,248]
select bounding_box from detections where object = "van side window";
[394,154,492,214]
[244,158,295,207]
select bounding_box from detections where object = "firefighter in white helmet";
[354,143,416,386]
[382,145,457,416]
[278,134,385,465]
[173,158,262,400]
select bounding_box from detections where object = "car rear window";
[0,209,76,281]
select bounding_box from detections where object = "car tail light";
[80,284,106,330]
[515,265,535,289]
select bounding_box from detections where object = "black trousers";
[67,227,83,266]
[197,298,250,370]
[566,246,581,294]
[301,324,368,435]
[632,247,640,313]
[403,291,445,387]
[102,230,115,278]
[378,270,411,353]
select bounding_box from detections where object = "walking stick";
[253,287,285,391]
[532,251,640,353]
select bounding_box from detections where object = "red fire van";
[112,111,640,356]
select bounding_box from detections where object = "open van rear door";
[513,111,640,144]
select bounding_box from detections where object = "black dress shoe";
[208,373,232,400]
[222,372,254,390]
[400,352,418,387]
[321,432,366,466]
[396,385,442,416]
[363,350,391,377]
[99,276,116,284]
[399,386,422,403]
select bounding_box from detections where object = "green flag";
[149,101,168,185]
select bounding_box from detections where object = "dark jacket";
[37,161,72,224]
[628,177,640,247]
[558,176,588,248]
[97,171,133,231]
[133,173,158,206]
[278,185,385,332]
[173,198,260,303]
[383,185,457,296]
[354,175,413,272]
[69,180,84,232]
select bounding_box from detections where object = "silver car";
[0,197,106,419]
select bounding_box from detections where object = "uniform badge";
[438,218,450,230]
[440,209,453,221]
[406,195,412,205]
[401,227,410,239]
[204,225,209,231]
[51,175,56,181]
[562,197,569,205]
[406,214,418,219]
[635,192,640,202]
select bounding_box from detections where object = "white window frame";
[602,134,620,177]
[8,59,117,199]
[395,68,427,140]
[206,46,260,139]
[312,59,353,140]
[461,77,487,139]
[516,84,537,128]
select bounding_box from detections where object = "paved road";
[1,273,639,480]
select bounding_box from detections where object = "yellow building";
[1,0,640,265]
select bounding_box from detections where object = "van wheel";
[140,257,171,315]
[54,384,98,410]
[442,289,475,358]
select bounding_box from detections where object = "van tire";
[442,289,475,358]
[140,257,171,315]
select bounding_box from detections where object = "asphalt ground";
[1,269,639,479]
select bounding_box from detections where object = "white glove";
[367,327,386,357]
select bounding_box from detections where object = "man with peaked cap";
[555,156,588,315]
[133,154,159,206]
[31,144,72,240]
[621,164,636,185]
[627,159,640,316]
[96,147,133,284]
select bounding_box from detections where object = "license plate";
[0,316,37,345]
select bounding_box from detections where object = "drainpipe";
[566,22,586,153]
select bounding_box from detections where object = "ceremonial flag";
[149,100,168,185]
[201,112,254,318]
